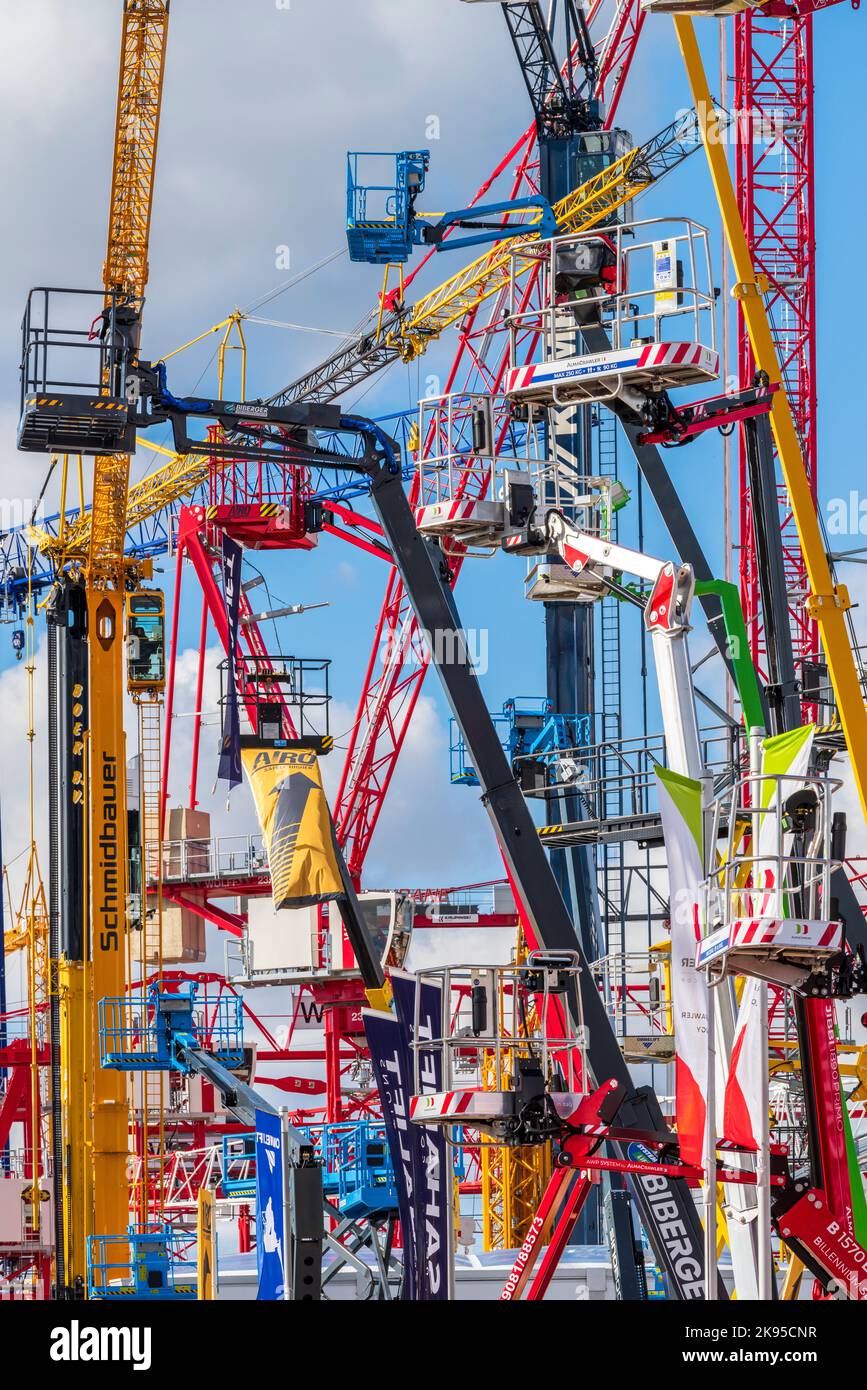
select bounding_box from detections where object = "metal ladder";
[136,698,165,1220]
[595,406,625,967]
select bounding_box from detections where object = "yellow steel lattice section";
[90,0,169,584]
[103,0,170,302]
[483,1141,552,1252]
[89,453,136,581]
[481,932,552,1251]
[34,442,202,563]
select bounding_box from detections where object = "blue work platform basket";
[98,981,245,1072]
[345,150,430,264]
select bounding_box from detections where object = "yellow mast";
[672,16,867,828]
[78,0,170,1264]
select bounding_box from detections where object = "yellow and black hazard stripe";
[816,715,842,735]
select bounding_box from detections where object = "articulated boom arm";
[547,509,668,588]
[546,509,704,780]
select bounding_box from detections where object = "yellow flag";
[241,747,343,908]
[197,1188,215,1300]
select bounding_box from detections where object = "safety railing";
[703,770,842,926]
[220,1132,257,1198]
[19,285,132,405]
[345,150,430,263]
[507,217,717,404]
[98,985,245,1072]
[514,719,746,823]
[591,947,674,1054]
[412,955,587,1099]
[414,389,624,552]
[141,833,267,885]
[87,1225,197,1300]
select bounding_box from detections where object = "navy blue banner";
[255,1108,285,1300]
[391,971,451,1300]
[362,1007,418,1300]
[218,534,243,788]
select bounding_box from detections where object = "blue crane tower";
[483,0,631,1245]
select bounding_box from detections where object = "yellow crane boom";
[90,0,170,583]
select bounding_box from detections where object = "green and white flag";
[656,764,709,1168]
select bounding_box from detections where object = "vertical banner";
[362,1007,419,1300]
[241,747,343,908]
[655,765,709,1168]
[391,970,451,1300]
[255,1107,286,1300]
[218,534,243,788]
[197,1187,216,1300]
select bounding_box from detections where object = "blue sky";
[0,0,863,898]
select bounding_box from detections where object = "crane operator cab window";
[126,590,166,695]
[574,129,632,189]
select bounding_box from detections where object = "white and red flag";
[656,764,709,1167]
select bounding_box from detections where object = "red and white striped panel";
[410,1091,477,1124]
[729,918,842,951]
[415,498,503,535]
[504,364,538,394]
[411,1087,530,1125]
[636,342,708,371]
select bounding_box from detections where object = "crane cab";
[570,127,634,193]
[126,589,166,696]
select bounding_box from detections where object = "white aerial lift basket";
[413,390,556,552]
[697,768,846,991]
[697,916,845,987]
[503,217,719,409]
[408,951,589,1144]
